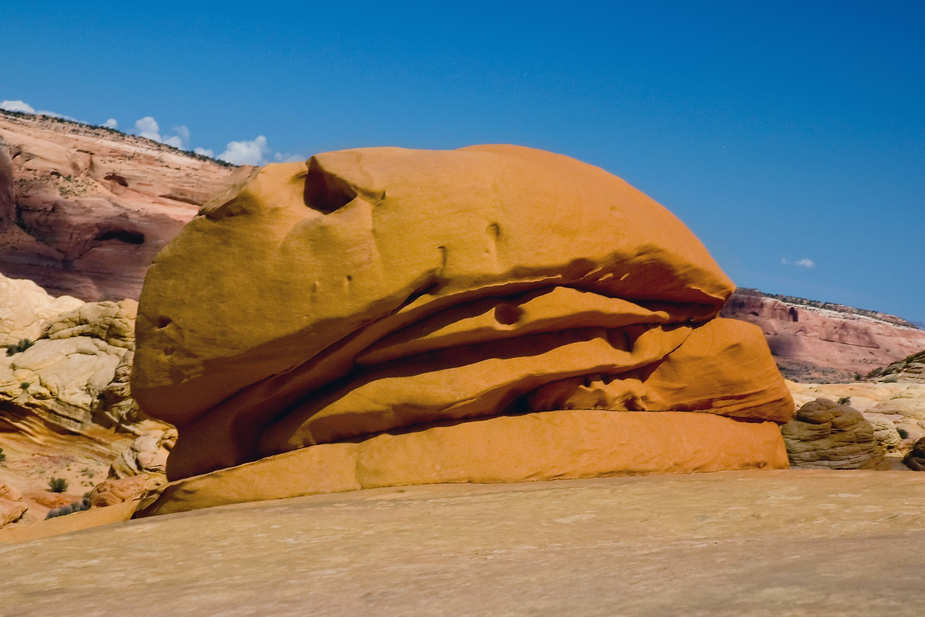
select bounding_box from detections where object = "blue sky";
[2,1,923,322]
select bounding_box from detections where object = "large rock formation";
[0,110,251,300]
[781,398,884,469]
[721,289,925,382]
[133,144,794,505]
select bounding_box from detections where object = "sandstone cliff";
[721,289,925,383]
[0,110,251,300]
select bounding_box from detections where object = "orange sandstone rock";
[141,411,787,517]
[132,145,793,482]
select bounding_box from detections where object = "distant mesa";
[131,145,794,513]
[721,288,925,383]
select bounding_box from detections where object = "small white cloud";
[1,100,76,121]
[274,152,305,163]
[781,258,816,268]
[135,116,162,141]
[102,118,118,129]
[194,147,215,158]
[172,125,190,145]
[133,118,191,149]
[1,100,35,113]
[219,135,270,165]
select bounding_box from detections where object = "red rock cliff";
[721,290,925,382]
[0,111,251,301]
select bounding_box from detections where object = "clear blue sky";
[2,1,923,322]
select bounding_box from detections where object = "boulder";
[903,437,925,471]
[0,498,27,528]
[132,145,794,488]
[781,398,884,469]
[109,428,176,480]
[89,475,158,507]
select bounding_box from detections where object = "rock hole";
[303,159,357,214]
[156,317,172,329]
[104,173,128,187]
[94,229,145,245]
[494,304,523,325]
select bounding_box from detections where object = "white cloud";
[102,118,118,129]
[1,99,76,121]
[133,117,191,149]
[274,152,305,163]
[781,258,816,268]
[194,147,215,158]
[135,116,162,141]
[173,125,190,144]
[219,135,270,165]
[1,100,35,113]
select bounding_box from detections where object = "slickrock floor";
[3,470,925,616]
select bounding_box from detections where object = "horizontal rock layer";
[140,411,789,517]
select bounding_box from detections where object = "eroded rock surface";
[133,145,793,502]
[781,398,884,469]
[0,110,251,300]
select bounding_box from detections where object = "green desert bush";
[0,447,5,464]
[898,428,909,440]
[6,339,34,356]
[47,477,69,493]
[837,396,851,406]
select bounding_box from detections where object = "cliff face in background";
[0,110,252,301]
[722,289,925,383]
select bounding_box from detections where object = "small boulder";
[781,398,885,469]
[89,475,157,507]
[903,437,925,471]
[0,497,27,528]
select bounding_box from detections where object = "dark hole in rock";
[494,304,523,325]
[104,173,128,187]
[303,161,356,214]
[95,229,145,245]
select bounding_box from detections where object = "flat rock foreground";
[3,470,925,616]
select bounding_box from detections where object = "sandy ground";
[2,469,925,616]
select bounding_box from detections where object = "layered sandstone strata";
[0,111,250,300]
[132,145,794,499]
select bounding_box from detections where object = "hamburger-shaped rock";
[132,145,794,514]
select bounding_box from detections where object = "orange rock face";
[0,111,251,300]
[132,145,794,484]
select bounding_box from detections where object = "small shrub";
[45,498,90,520]
[837,396,851,406]
[6,339,34,356]
[0,447,5,464]
[898,428,909,439]
[47,477,69,493]
[19,382,29,390]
